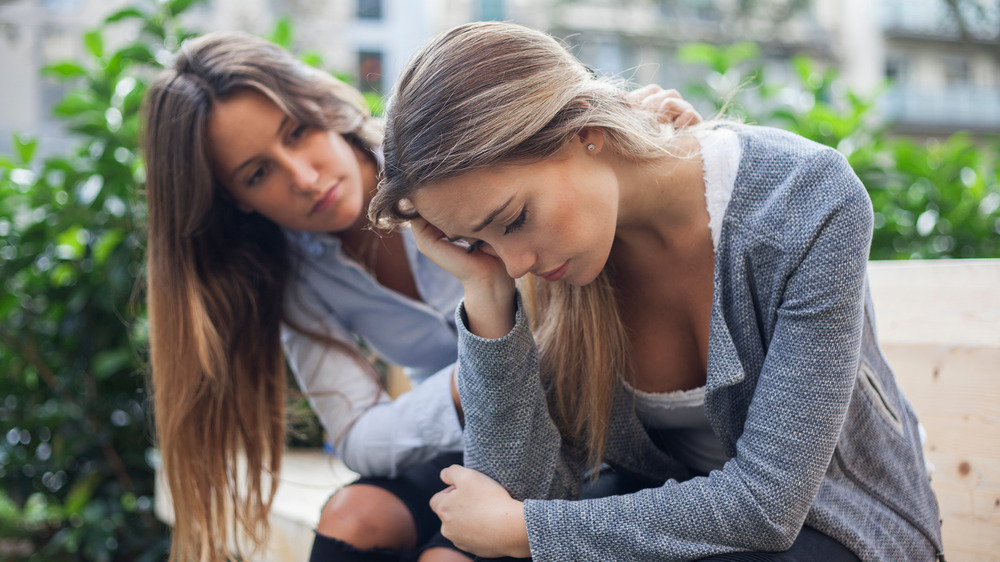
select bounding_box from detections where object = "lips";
[537,261,569,282]
[310,182,340,215]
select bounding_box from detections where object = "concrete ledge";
[154,259,1000,562]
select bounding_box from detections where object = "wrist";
[506,500,531,558]
[462,278,516,339]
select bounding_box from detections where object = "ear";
[577,127,605,154]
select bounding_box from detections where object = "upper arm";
[729,149,873,527]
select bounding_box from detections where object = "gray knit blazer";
[455,125,943,561]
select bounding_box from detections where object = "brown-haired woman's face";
[207,88,370,232]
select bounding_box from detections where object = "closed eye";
[246,164,268,187]
[503,208,527,235]
[289,123,309,141]
[465,240,486,254]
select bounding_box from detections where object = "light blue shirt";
[280,227,465,478]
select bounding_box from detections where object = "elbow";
[338,435,382,478]
[758,524,800,552]
[338,432,399,479]
[739,507,805,552]
[732,485,808,552]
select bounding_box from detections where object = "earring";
[587,144,596,152]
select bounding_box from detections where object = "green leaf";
[83,30,104,59]
[92,348,131,379]
[112,43,156,67]
[677,43,720,67]
[43,61,88,79]
[13,134,38,164]
[56,226,85,259]
[167,0,204,17]
[269,17,293,48]
[63,471,103,515]
[363,92,385,117]
[104,7,145,24]
[0,490,22,532]
[300,51,324,68]
[53,91,99,118]
[723,42,759,68]
[51,263,78,287]
[93,228,124,265]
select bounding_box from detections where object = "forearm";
[340,363,464,477]
[456,294,586,501]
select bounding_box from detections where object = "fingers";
[439,464,465,486]
[430,464,463,517]
[409,216,444,245]
[676,110,701,128]
[629,85,704,127]
[409,217,474,267]
[428,485,455,516]
[625,83,663,103]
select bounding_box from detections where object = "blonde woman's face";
[207,88,370,233]
[411,131,620,286]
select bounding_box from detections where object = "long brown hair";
[141,31,380,561]
[370,22,689,471]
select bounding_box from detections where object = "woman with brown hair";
[370,21,944,561]
[141,30,697,562]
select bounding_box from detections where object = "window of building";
[885,54,909,82]
[358,51,384,94]
[358,0,382,20]
[687,0,720,21]
[478,0,505,21]
[657,0,677,18]
[943,55,971,86]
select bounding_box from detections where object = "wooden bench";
[154,259,1000,561]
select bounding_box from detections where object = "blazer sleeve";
[470,150,874,561]
[455,293,590,503]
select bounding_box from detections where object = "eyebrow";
[229,115,290,182]
[472,196,514,233]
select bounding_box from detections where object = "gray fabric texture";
[454,125,943,561]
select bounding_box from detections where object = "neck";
[338,145,381,239]
[612,134,706,254]
[336,146,383,272]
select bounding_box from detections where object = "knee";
[316,484,417,550]
[417,547,473,562]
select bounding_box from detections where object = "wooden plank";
[868,259,1000,347]
[880,342,1000,561]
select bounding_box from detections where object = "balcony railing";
[883,85,1000,133]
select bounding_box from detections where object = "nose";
[286,150,320,193]
[494,241,535,279]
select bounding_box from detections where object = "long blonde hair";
[370,21,680,470]
[141,31,380,561]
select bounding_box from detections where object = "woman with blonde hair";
[141,30,696,562]
[370,21,944,561]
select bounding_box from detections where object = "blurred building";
[0,0,997,156]
[535,0,1000,136]
[879,0,1000,136]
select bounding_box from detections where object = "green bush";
[679,42,1000,259]
[0,1,200,559]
